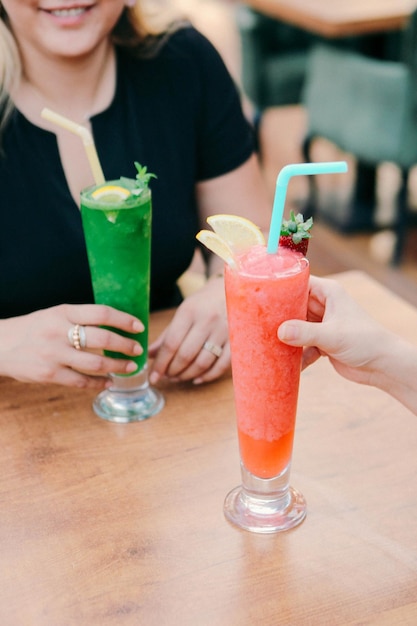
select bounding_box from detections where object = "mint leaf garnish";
[120,162,157,196]
[280,210,313,241]
[133,161,157,191]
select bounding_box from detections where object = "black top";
[0,26,255,317]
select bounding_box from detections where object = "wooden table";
[242,0,417,38]
[2,271,417,625]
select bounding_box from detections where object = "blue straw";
[267,161,348,254]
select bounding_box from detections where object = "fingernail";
[278,323,297,341]
[133,343,143,355]
[133,320,145,332]
[193,377,203,385]
[149,372,159,385]
[126,362,139,373]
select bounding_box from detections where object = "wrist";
[369,332,417,410]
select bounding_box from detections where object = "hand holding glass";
[80,180,164,422]
[197,162,347,533]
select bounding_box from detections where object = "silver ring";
[203,340,223,358]
[68,324,87,350]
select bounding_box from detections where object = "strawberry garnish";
[279,211,313,256]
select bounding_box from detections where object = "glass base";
[93,366,164,423]
[224,463,306,534]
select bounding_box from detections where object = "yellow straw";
[41,107,105,185]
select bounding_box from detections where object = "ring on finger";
[203,340,223,358]
[68,324,87,350]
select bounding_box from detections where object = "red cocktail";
[224,244,309,532]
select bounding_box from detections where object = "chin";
[42,34,105,59]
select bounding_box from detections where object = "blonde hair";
[112,3,159,49]
[112,2,189,57]
[0,11,21,134]
[0,1,184,136]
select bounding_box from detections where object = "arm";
[278,276,417,416]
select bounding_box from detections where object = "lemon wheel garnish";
[91,185,131,202]
[206,214,265,254]
[196,230,236,268]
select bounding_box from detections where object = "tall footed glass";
[224,245,309,533]
[80,179,164,423]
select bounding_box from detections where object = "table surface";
[2,271,417,626]
[242,0,417,37]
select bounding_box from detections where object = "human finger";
[301,346,322,370]
[278,319,321,347]
[192,341,231,384]
[39,366,110,389]
[65,344,140,377]
[66,323,143,358]
[65,303,144,334]
[149,314,194,383]
[167,335,228,382]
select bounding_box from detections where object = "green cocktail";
[81,179,150,368]
[80,177,164,423]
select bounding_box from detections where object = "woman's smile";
[2,1,126,58]
[40,3,95,25]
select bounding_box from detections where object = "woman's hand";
[148,276,230,385]
[147,153,271,387]
[0,304,144,388]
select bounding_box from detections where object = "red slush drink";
[225,245,309,479]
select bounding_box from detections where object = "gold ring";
[68,324,87,350]
[203,340,223,358]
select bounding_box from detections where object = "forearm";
[0,317,21,377]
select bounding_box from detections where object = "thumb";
[278,320,320,347]
[148,333,164,356]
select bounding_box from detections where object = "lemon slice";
[206,214,265,254]
[91,185,131,203]
[196,230,236,267]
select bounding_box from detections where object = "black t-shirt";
[0,26,255,317]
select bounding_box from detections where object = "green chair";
[236,5,392,111]
[302,11,417,264]
[236,5,318,108]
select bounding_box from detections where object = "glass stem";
[240,462,292,512]
[108,364,150,392]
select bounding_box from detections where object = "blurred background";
[161,0,417,305]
